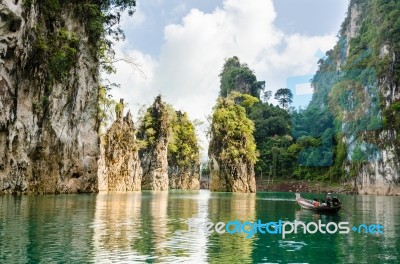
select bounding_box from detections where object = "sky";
[105,0,349,158]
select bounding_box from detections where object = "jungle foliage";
[138,96,200,169]
[209,92,259,165]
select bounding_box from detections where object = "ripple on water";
[0,191,399,263]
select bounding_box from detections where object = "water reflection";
[207,193,256,264]
[92,191,208,263]
[92,192,143,262]
[0,191,399,263]
[0,196,29,263]
[294,209,342,222]
[339,194,400,263]
[0,195,95,263]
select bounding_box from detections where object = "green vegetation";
[23,0,136,118]
[138,96,173,147]
[138,96,200,180]
[168,111,200,168]
[26,0,136,75]
[24,0,136,47]
[215,2,400,182]
[274,88,293,109]
[209,92,259,165]
[30,25,81,115]
[215,0,400,185]
[219,56,265,98]
[289,0,400,181]
[248,101,292,177]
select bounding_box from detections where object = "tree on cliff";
[168,111,200,189]
[208,92,259,192]
[219,56,266,99]
[137,95,173,190]
[138,95,173,146]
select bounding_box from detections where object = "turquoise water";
[0,190,399,263]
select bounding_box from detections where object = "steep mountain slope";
[309,0,400,194]
[0,1,100,193]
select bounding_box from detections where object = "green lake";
[0,190,399,263]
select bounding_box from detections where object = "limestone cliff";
[0,0,99,193]
[168,111,200,190]
[208,93,257,193]
[98,111,142,191]
[342,0,399,195]
[138,96,171,190]
[168,169,199,190]
[311,0,400,195]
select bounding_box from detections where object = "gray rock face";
[209,155,256,193]
[169,167,200,190]
[141,147,169,191]
[139,96,171,191]
[98,112,142,191]
[337,1,400,195]
[0,1,99,194]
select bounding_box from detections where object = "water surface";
[0,191,399,263]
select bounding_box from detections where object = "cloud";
[106,0,339,158]
[105,41,158,115]
[121,5,146,28]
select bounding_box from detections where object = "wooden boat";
[295,193,341,213]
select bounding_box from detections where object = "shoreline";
[255,179,355,195]
[3,179,399,196]
[200,178,355,195]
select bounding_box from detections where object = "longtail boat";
[295,193,341,213]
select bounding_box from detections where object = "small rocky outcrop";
[208,93,258,193]
[138,96,172,190]
[169,169,200,190]
[168,111,200,190]
[209,156,256,193]
[98,111,142,191]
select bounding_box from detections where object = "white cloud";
[106,0,339,158]
[105,41,158,118]
[120,3,146,29]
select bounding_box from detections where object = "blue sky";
[106,0,349,155]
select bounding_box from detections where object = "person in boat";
[332,196,341,206]
[313,198,320,207]
[326,193,333,207]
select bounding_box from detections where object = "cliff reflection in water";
[91,191,208,262]
[339,194,400,263]
[207,192,256,263]
[0,195,95,263]
[91,191,256,263]
[92,192,142,262]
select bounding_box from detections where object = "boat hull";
[295,193,341,213]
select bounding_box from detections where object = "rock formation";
[98,111,142,191]
[208,93,258,193]
[168,111,200,190]
[138,96,172,190]
[311,0,400,195]
[168,169,200,190]
[0,1,99,194]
